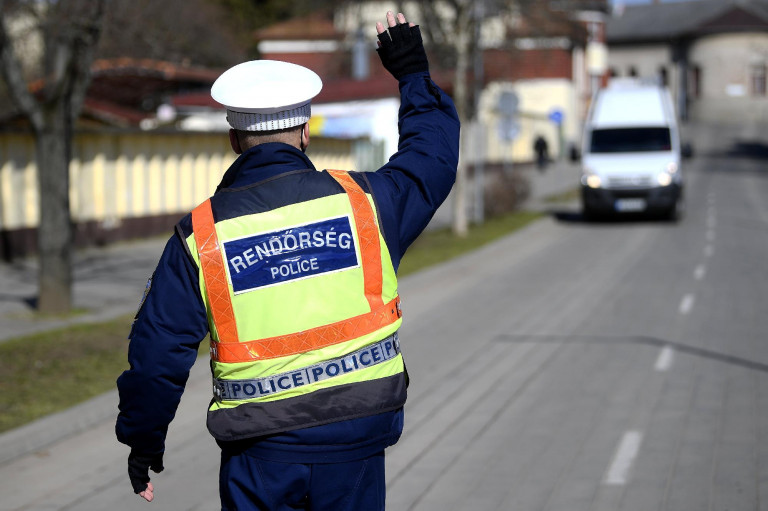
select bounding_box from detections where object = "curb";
[0,389,119,466]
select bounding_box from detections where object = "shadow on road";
[697,138,768,166]
[549,209,676,225]
[725,141,768,160]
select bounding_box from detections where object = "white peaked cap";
[211,60,323,132]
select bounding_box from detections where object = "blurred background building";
[2,0,766,260]
[606,0,768,124]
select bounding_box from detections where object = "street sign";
[548,108,564,125]
[497,91,519,117]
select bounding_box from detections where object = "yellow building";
[0,130,358,259]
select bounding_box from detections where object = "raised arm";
[367,11,460,264]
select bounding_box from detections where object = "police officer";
[116,10,459,510]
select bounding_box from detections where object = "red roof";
[315,78,398,103]
[81,97,150,126]
[255,10,342,41]
[90,58,222,81]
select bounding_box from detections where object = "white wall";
[689,33,768,99]
[478,79,579,164]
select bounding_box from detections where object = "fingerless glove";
[376,24,429,80]
[127,450,164,494]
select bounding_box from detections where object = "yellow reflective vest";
[184,169,405,441]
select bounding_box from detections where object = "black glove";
[376,23,429,80]
[127,450,164,494]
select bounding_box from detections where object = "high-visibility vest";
[185,169,405,441]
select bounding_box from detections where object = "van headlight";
[657,172,673,186]
[656,161,679,186]
[581,169,602,189]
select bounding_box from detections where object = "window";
[589,128,672,153]
[688,65,701,98]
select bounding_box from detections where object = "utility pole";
[472,0,486,224]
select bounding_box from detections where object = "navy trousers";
[219,450,386,510]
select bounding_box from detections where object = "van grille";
[606,175,654,189]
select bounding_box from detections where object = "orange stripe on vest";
[214,296,400,363]
[192,170,399,363]
[192,199,240,344]
[327,169,384,311]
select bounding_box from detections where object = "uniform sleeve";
[115,232,209,454]
[366,71,460,268]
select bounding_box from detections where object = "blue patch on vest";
[223,216,358,293]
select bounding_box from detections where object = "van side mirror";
[681,142,693,159]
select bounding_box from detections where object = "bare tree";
[98,0,248,67]
[419,0,580,235]
[419,0,534,236]
[0,0,106,313]
[418,0,474,237]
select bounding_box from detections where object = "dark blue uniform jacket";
[116,72,460,463]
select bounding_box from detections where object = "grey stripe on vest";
[213,333,399,402]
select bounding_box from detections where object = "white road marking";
[704,244,714,257]
[679,293,695,315]
[604,430,644,485]
[654,346,675,372]
[694,264,706,280]
[706,229,716,242]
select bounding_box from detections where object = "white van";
[580,79,684,220]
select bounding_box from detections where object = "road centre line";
[694,264,706,280]
[604,430,644,485]
[706,229,716,242]
[654,346,675,371]
[679,294,695,315]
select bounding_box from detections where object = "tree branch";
[67,0,106,121]
[0,0,43,130]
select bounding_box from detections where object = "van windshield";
[590,127,672,153]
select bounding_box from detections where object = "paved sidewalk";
[519,158,580,210]
[427,158,580,230]
[0,237,168,342]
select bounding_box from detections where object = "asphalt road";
[2,125,768,510]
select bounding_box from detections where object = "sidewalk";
[427,157,581,231]
[519,158,580,210]
[0,236,168,343]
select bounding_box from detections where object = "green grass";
[0,209,542,434]
[0,316,134,432]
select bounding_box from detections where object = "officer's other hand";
[127,450,164,502]
[375,11,429,80]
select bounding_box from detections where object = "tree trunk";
[451,17,471,238]
[35,108,73,314]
